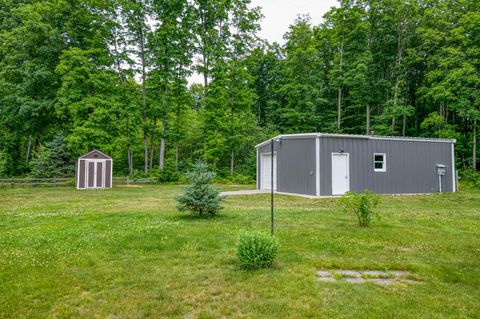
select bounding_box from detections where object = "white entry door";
[261,153,277,190]
[331,153,349,195]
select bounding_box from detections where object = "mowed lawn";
[0,185,479,318]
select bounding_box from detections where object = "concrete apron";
[219,189,435,199]
[219,190,332,199]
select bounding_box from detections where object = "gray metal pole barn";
[256,133,456,196]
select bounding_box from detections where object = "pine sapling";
[176,161,223,216]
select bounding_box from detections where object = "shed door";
[87,161,95,188]
[96,161,103,188]
[261,153,277,190]
[78,160,86,189]
[86,161,105,189]
[332,153,349,195]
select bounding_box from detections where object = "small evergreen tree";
[31,134,74,178]
[176,161,223,216]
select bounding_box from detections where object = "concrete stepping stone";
[317,270,332,277]
[362,270,389,278]
[317,277,336,282]
[368,278,394,285]
[339,270,361,278]
[345,277,365,283]
[316,269,417,285]
[392,271,410,278]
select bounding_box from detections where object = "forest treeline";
[0,0,479,179]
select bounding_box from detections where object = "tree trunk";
[337,37,344,131]
[128,146,133,176]
[230,150,234,174]
[200,8,209,94]
[203,53,208,89]
[112,27,124,80]
[149,116,157,169]
[175,142,179,170]
[391,75,401,132]
[175,98,180,170]
[337,88,342,131]
[25,134,32,164]
[392,22,404,134]
[159,138,165,170]
[473,118,477,170]
[159,115,167,170]
[139,26,148,173]
[143,135,148,173]
[402,112,406,137]
[366,103,370,135]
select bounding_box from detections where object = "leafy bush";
[176,161,222,216]
[459,169,480,189]
[338,190,381,227]
[237,231,279,270]
[148,167,183,184]
[214,173,255,184]
[130,169,148,179]
[157,168,182,183]
[158,158,185,183]
[131,159,186,184]
[420,112,459,139]
[0,150,11,178]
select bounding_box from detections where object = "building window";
[374,153,386,172]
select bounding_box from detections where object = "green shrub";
[0,150,11,178]
[157,168,182,183]
[176,161,222,216]
[214,173,255,184]
[131,169,148,179]
[237,231,279,270]
[459,169,480,189]
[149,167,183,183]
[338,190,381,227]
[131,161,185,184]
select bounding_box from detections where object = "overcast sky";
[189,0,338,84]
[251,0,338,44]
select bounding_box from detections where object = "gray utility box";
[436,164,448,192]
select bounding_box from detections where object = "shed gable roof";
[79,149,111,160]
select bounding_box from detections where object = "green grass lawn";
[1,185,479,318]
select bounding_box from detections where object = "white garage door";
[261,153,277,190]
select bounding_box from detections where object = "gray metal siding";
[319,137,454,195]
[257,138,316,195]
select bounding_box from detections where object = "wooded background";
[0,0,479,179]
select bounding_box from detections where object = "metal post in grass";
[271,138,274,236]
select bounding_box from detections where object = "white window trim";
[373,153,386,172]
